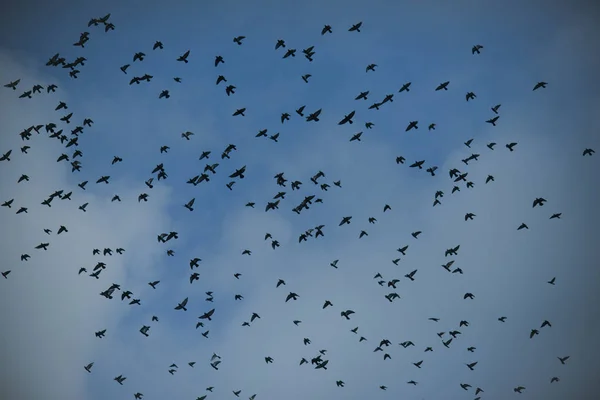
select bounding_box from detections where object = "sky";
[1,0,599,399]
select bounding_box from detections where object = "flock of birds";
[2,11,596,400]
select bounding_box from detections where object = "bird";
[4,79,21,90]
[558,356,570,364]
[399,82,411,92]
[175,298,188,311]
[340,310,355,320]
[435,81,450,91]
[177,50,190,63]
[348,22,362,32]
[583,148,595,156]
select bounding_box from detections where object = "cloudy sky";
[1,1,599,399]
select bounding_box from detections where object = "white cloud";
[0,51,174,400]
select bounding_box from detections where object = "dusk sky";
[1,1,599,399]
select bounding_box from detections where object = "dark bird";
[541,320,552,328]
[339,216,352,226]
[4,79,21,90]
[199,308,215,321]
[338,111,356,125]
[177,50,190,63]
[0,150,12,162]
[435,81,450,91]
[533,197,547,208]
[406,121,418,131]
[472,44,483,54]
[283,48,296,58]
[506,142,518,151]
[340,310,355,320]
[184,198,195,211]
[350,132,362,142]
[530,329,539,338]
[466,361,478,370]
[533,82,548,91]
[229,165,246,179]
[426,166,438,176]
[583,148,595,156]
[558,356,570,365]
[399,82,411,92]
[409,160,424,169]
[175,297,188,311]
[348,22,362,32]
[233,36,246,45]
[366,63,377,72]
[226,85,236,95]
[306,108,322,122]
[355,91,369,100]
[133,52,145,62]
[486,116,500,126]
[84,362,94,373]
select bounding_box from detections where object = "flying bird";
[348,22,362,32]
[175,298,188,311]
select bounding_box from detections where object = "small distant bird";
[348,22,362,32]
[582,148,595,156]
[557,356,570,365]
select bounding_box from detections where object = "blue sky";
[1,0,599,399]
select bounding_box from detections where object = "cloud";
[0,50,174,400]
